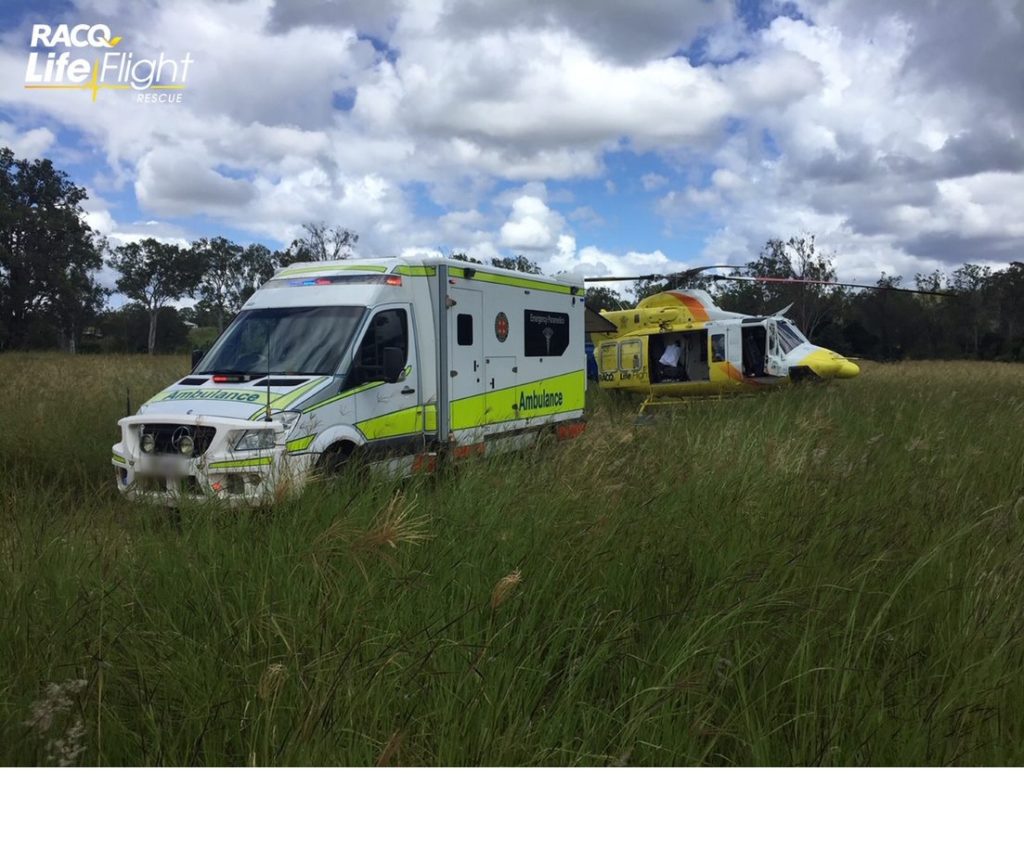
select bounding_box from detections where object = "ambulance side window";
[457,314,473,345]
[523,309,569,357]
[711,333,725,362]
[345,308,408,388]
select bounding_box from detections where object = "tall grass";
[1,354,1023,765]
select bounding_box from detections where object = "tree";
[96,304,190,354]
[238,243,276,298]
[718,235,842,340]
[193,236,242,334]
[491,255,541,274]
[949,263,990,358]
[0,147,105,350]
[988,262,1024,359]
[49,252,107,353]
[109,238,203,355]
[584,285,628,312]
[850,273,913,360]
[281,222,358,263]
[632,278,671,304]
[193,240,277,334]
[449,253,543,274]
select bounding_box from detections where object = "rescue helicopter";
[583,265,953,407]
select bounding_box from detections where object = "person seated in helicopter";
[657,339,687,382]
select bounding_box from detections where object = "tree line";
[3,146,1023,361]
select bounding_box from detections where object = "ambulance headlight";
[178,435,195,456]
[140,431,156,453]
[233,429,276,452]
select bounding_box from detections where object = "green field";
[1,353,1022,766]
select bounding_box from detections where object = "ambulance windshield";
[196,305,365,375]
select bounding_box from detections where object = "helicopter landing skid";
[636,395,708,417]
[637,393,754,416]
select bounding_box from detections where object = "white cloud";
[652,3,1024,276]
[136,146,256,215]
[499,195,566,251]
[0,123,55,159]
[437,0,733,63]
[568,205,604,227]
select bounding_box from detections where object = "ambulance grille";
[140,424,216,456]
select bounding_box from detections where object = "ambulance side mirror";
[383,347,405,383]
[191,349,205,371]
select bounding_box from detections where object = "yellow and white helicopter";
[583,265,940,406]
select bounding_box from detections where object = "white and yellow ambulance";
[112,257,587,504]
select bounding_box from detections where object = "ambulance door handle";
[473,360,479,372]
[489,378,495,389]
[401,387,415,395]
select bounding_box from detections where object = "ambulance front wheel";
[316,442,356,476]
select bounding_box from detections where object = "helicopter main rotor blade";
[583,268,958,297]
[710,274,958,297]
[667,264,745,277]
[583,264,745,284]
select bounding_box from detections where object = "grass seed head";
[24,678,87,733]
[376,729,406,767]
[257,663,288,701]
[490,570,522,610]
[364,492,433,550]
[47,718,87,767]
[24,679,89,766]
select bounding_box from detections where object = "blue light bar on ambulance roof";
[289,277,336,286]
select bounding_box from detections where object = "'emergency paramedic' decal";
[523,309,569,357]
[495,312,509,342]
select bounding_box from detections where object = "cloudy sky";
[1,0,1022,288]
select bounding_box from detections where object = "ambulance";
[112,257,588,504]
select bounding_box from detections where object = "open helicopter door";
[765,321,787,377]
[724,324,742,369]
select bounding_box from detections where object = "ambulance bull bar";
[113,413,302,505]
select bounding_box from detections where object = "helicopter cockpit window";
[785,321,808,343]
[776,321,805,354]
[711,333,726,362]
